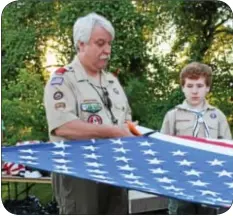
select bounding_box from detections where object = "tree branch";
[214,17,229,29]
[215,28,233,35]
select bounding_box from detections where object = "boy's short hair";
[180,62,212,87]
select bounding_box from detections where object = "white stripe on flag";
[136,125,233,156]
[151,133,233,156]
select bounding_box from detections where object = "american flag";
[2,128,233,208]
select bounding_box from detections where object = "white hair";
[73,12,115,51]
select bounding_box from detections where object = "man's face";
[182,77,210,107]
[79,26,112,72]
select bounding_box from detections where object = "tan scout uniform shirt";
[44,57,132,213]
[44,56,132,141]
[161,100,232,139]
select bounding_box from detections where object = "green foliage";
[2,69,47,145]
[1,0,233,145]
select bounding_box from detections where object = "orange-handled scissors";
[126,121,142,136]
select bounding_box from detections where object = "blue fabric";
[2,135,233,208]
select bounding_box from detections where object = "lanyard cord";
[88,82,118,125]
[185,108,210,138]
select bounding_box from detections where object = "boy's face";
[182,77,210,107]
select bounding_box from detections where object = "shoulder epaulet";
[55,67,68,75]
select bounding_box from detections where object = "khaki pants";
[52,173,128,214]
[168,199,216,215]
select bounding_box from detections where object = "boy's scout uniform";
[44,56,131,214]
[161,100,232,215]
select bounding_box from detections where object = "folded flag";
[2,128,233,208]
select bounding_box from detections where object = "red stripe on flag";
[178,136,233,149]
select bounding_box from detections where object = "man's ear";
[206,86,210,93]
[78,41,85,52]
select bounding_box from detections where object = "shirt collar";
[69,56,115,87]
[176,100,215,111]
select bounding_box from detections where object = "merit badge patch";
[53,91,63,100]
[51,77,64,85]
[81,102,102,113]
[55,67,67,75]
[88,115,103,125]
[210,113,217,119]
[55,102,66,110]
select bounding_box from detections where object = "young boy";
[160,62,232,215]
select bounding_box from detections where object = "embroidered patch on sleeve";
[50,77,64,85]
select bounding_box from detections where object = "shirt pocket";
[206,120,218,139]
[112,102,127,125]
[79,99,104,125]
[175,119,194,136]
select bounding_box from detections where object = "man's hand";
[110,126,133,138]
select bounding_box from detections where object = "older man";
[44,12,132,214]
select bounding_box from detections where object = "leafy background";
[2,0,233,145]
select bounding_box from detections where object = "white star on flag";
[121,172,142,180]
[176,159,195,166]
[53,141,70,149]
[138,141,154,147]
[188,179,209,187]
[184,169,203,177]
[147,157,164,165]
[114,156,131,163]
[110,138,127,145]
[171,150,187,156]
[150,168,169,174]
[142,149,157,156]
[162,185,184,192]
[83,153,102,159]
[52,158,71,163]
[224,182,233,189]
[207,197,231,203]
[126,180,148,186]
[82,145,99,151]
[54,164,73,171]
[215,170,233,178]
[95,179,116,184]
[113,147,130,154]
[118,164,136,171]
[19,149,38,154]
[85,162,104,168]
[19,161,38,165]
[207,159,225,166]
[52,151,70,157]
[173,192,185,196]
[19,155,38,160]
[155,177,176,184]
[198,189,220,197]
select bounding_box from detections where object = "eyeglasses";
[101,87,118,124]
[89,82,118,124]
[101,87,112,110]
